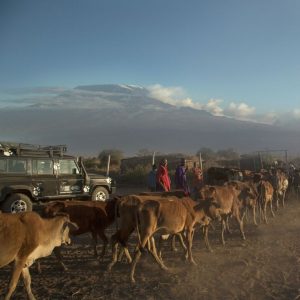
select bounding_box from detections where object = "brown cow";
[271,169,289,209]
[42,199,116,270]
[198,184,246,245]
[108,194,156,272]
[0,212,76,300]
[257,180,275,224]
[226,180,259,225]
[107,194,220,272]
[130,196,219,282]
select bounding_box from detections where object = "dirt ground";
[1,186,299,300]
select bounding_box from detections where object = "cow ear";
[209,186,216,196]
[52,201,66,212]
[55,212,69,218]
[67,221,78,231]
[62,219,78,231]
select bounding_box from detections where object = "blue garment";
[147,170,157,191]
[175,165,190,195]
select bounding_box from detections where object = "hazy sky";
[1,0,300,117]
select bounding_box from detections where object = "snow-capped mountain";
[0,84,299,155]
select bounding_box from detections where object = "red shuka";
[156,165,171,191]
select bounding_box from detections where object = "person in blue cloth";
[147,164,157,192]
[174,158,190,196]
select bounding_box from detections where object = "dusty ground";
[0,186,299,300]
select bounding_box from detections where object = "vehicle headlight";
[106,177,112,184]
[33,186,41,196]
[83,185,90,193]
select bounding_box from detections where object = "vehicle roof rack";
[0,141,67,157]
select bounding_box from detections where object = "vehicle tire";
[1,193,33,213]
[92,187,109,201]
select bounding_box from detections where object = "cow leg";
[146,239,152,251]
[282,191,286,207]
[209,222,216,231]
[130,233,150,283]
[130,250,142,283]
[107,241,119,271]
[98,231,108,260]
[259,201,263,223]
[117,247,124,262]
[236,214,246,240]
[264,202,268,224]
[270,199,275,218]
[226,216,232,234]
[171,234,178,252]
[253,206,258,226]
[221,218,226,245]
[22,267,35,300]
[176,232,187,253]
[117,246,132,263]
[36,260,42,274]
[157,235,164,259]
[91,231,98,257]
[4,259,25,300]
[53,247,68,271]
[123,247,132,263]
[186,229,196,265]
[149,237,169,271]
[244,207,249,222]
[203,225,213,252]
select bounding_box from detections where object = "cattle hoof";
[130,278,136,284]
[106,265,113,272]
[190,260,197,266]
[61,265,68,272]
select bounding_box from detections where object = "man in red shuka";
[156,158,171,191]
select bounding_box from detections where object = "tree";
[216,148,239,160]
[136,148,153,157]
[98,149,124,167]
[196,147,216,160]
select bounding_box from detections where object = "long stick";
[106,154,111,177]
[152,151,156,165]
[199,152,203,170]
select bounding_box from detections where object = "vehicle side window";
[32,159,54,175]
[7,159,27,173]
[58,160,79,175]
[0,159,7,172]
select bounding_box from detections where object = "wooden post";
[106,154,111,177]
[285,150,288,172]
[258,151,263,170]
[199,152,203,170]
[152,151,156,166]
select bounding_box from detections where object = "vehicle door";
[57,158,84,196]
[31,158,58,198]
[0,158,32,195]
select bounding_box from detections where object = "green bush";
[119,164,150,185]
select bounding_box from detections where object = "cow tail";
[135,207,142,247]
[115,200,119,232]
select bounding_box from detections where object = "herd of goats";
[1,166,299,300]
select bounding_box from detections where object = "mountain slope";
[0,84,299,155]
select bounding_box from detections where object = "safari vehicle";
[0,142,116,213]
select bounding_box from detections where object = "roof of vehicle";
[0,141,70,158]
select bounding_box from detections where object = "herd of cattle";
[1,166,300,299]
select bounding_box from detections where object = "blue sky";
[0,0,300,119]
